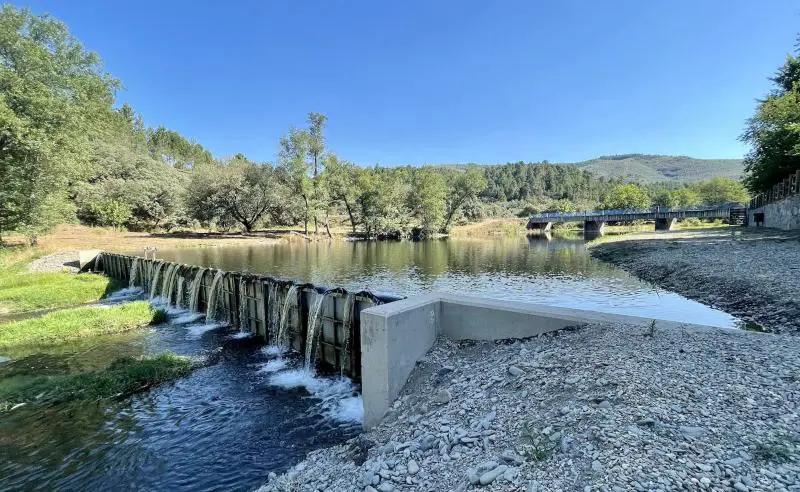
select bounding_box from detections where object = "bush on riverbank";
[0,352,196,410]
[0,302,161,350]
[0,249,123,314]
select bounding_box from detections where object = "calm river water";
[0,236,740,491]
[156,236,738,327]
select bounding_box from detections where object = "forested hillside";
[564,154,744,183]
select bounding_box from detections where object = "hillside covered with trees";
[0,6,752,244]
[566,154,744,183]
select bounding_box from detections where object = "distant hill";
[561,154,744,183]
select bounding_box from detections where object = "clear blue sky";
[12,0,800,164]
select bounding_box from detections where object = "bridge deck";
[528,206,744,225]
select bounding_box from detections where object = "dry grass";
[449,219,528,237]
[3,224,283,253]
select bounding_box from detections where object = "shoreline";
[589,227,800,333]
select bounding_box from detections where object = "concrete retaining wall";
[748,194,800,231]
[360,293,722,428]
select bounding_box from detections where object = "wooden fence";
[98,253,400,382]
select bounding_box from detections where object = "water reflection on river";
[154,236,738,327]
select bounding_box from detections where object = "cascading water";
[176,277,185,308]
[339,293,356,376]
[304,291,327,370]
[188,268,207,313]
[149,261,164,299]
[161,263,178,303]
[267,281,280,345]
[205,270,225,320]
[128,258,141,288]
[238,277,247,332]
[277,285,299,347]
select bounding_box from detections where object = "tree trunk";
[343,197,357,234]
[324,219,332,239]
[302,195,309,235]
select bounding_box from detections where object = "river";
[0,236,740,491]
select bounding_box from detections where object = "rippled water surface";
[155,236,739,327]
[0,306,361,492]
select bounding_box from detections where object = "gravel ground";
[590,228,800,333]
[26,251,81,273]
[260,324,800,491]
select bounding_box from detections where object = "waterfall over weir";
[128,258,141,288]
[149,261,164,299]
[205,270,225,321]
[277,285,298,347]
[188,268,206,313]
[99,252,401,381]
[304,290,327,370]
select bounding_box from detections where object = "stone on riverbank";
[258,322,800,491]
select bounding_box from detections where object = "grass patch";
[519,422,558,462]
[0,301,160,350]
[0,352,196,410]
[0,248,124,314]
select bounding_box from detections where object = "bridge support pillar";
[528,221,552,232]
[584,220,605,239]
[655,218,677,231]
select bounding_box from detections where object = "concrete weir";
[360,294,723,428]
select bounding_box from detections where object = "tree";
[90,199,132,230]
[409,167,447,235]
[741,41,800,193]
[186,156,282,232]
[693,177,749,205]
[324,154,362,234]
[0,5,118,238]
[603,184,651,210]
[670,187,701,208]
[441,167,487,232]
[278,127,312,234]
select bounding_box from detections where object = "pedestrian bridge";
[527,205,747,238]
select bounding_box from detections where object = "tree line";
[0,6,753,244]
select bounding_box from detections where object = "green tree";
[409,167,447,235]
[603,184,651,210]
[186,156,282,232]
[278,127,312,234]
[0,5,118,239]
[692,177,749,205]
[324,154,362,234]
[741,42,800,193]
[441,167,487,232]
[90,199,132,230]
[670,187,702,208]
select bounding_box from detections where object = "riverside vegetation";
[0,248,197,413]
[0,5,751,246]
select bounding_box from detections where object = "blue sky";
[13,0,800,164]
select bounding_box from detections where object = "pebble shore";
[590,228,800,333]
[260,323,800,491]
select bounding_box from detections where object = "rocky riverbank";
[590,228,800,333]
[260,323,800,491]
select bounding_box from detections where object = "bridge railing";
[750,170,800,209]
[528,204,741,222]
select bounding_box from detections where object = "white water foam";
[170,312,205,325]
[255,359,290,374]
[185,322,224,339]
[229,331,255,340]
[268,369,364,424]
[261,345,285,357]
[104,287,144,300]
